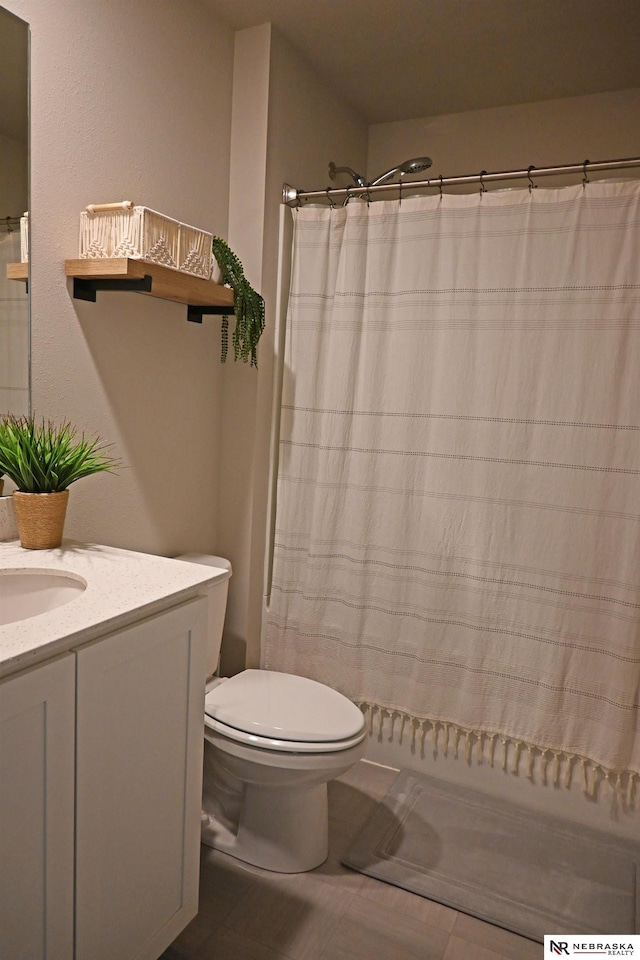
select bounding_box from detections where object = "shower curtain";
[263,180,640,796]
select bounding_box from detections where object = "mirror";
[0,5,29,417]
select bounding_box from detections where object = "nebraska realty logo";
[544,936,640,956]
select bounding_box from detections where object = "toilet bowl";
[177,554,367,873]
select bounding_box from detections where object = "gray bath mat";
[342,770,640,942]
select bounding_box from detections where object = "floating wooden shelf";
[64,258,234,322]
[6,262,28,282]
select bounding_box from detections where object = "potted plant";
[212,237,265,368]
[0,415,120,549]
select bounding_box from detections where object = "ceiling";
[2,1,638,139]
[201,0,640,125]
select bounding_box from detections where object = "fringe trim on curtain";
[356,700,640,807]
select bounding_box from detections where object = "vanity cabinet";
[0,596,207,960]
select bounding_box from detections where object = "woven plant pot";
[13,490,70,549]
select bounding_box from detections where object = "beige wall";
[216,24,368,673]
[0,1,366,673]
[3,0,234,555]
[368,88,640,189]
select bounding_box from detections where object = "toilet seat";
[204,713,367,753]
[204,669,366,754]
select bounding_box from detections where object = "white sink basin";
[0,570,87,626]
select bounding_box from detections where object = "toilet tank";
[176,554,232,678]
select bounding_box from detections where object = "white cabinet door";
[0,654,76,960]
[74,598,207,960]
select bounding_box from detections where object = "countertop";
[0,540,227,680]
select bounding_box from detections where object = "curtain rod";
[282,157,640,206]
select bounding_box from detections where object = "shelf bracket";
[187,304,235,324]
[72,275,153,302]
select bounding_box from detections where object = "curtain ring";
[527,165,537,194]
[326,187,335,209]
[479,170,487,194]
[398,178,403,206]
[439,175,444,200]
[582,159,590,188]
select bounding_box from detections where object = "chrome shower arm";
[328,162,368,188]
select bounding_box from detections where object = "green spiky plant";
[212,237,265,368]
[0,415,120,493]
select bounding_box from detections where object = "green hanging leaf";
[212,237,265,368]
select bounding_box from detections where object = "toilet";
[177,554,367,873]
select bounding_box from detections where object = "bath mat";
[342,770,640,942]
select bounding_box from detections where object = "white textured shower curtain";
[264,181,640,795]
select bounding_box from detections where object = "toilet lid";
[204,670,365,743]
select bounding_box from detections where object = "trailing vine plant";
[212,237,265,368]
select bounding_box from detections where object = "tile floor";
[161,760,541,960]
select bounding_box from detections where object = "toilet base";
[201,781,329,873]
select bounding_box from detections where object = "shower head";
[328,162,368,188]
[328,156,433,193]
[369,156,433,187]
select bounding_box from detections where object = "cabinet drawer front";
[0,655,75,960]
[75,597,207,960]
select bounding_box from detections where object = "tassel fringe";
[355,700,640,806]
